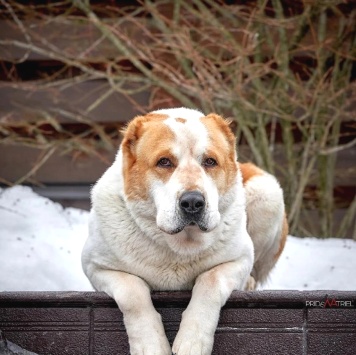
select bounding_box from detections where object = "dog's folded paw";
[128,322,171,355]
[129,329,171,355]
[130,339,171,355]
[172,340,213,355]
[172,329,213,355]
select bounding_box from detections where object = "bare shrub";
[0,0,355,237]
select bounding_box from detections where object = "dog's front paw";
[126,311,171,355]
[172,324,214,355]
[130,334,171,355]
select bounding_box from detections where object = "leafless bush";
[0,0,355,237]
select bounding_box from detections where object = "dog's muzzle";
[179,191,205,226]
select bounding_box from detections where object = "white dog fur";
[82,107,287,355]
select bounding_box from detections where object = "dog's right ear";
[120,116,145,158]
[121,113,168,159]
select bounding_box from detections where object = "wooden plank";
[0,8,351,62]
[1,81,354,143]
[2,119,354,145]
[0,145,115,184]
[0,18,146,61]
[0,80,150,123]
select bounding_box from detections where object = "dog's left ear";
[204,113,236,144]
[226,119,237,136]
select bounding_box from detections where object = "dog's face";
[121,108,238,251]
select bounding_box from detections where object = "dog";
[82,107,288,355]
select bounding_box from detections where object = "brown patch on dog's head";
[175,117,186,124]
[121,113,176,200]
[200,114,238,194]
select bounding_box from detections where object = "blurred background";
[0,0,355,238]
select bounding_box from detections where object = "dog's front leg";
[90,269,171,355]
[172,258,252,355]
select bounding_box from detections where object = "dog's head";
[120,108,239,251]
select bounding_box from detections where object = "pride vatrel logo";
[305,298,355,308]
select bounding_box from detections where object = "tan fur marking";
[275,213,288,260]
[121,113,175,200]
[177,163,202,192]
[240,162,264,185]
[175,117,186,124]
[201,114,238,194]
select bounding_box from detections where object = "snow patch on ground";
[263,235,356,290]
[0,186,355,291]
[0,186,92,291]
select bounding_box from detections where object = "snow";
[0,186,355,292]
[264,235,356,290]
[0,186,92,291]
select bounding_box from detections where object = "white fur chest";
[91,205,246,291]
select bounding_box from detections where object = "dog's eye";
[203,158,217,167]
[157,158,173,168]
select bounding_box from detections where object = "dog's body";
[82,108,287,355]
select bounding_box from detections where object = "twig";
[15,147,56,185]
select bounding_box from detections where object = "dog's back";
[241,162,288,286]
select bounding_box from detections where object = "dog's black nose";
[179,191,205,215]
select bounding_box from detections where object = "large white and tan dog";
[82,107,288,355]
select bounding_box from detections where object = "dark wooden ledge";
[1,291,355,355]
